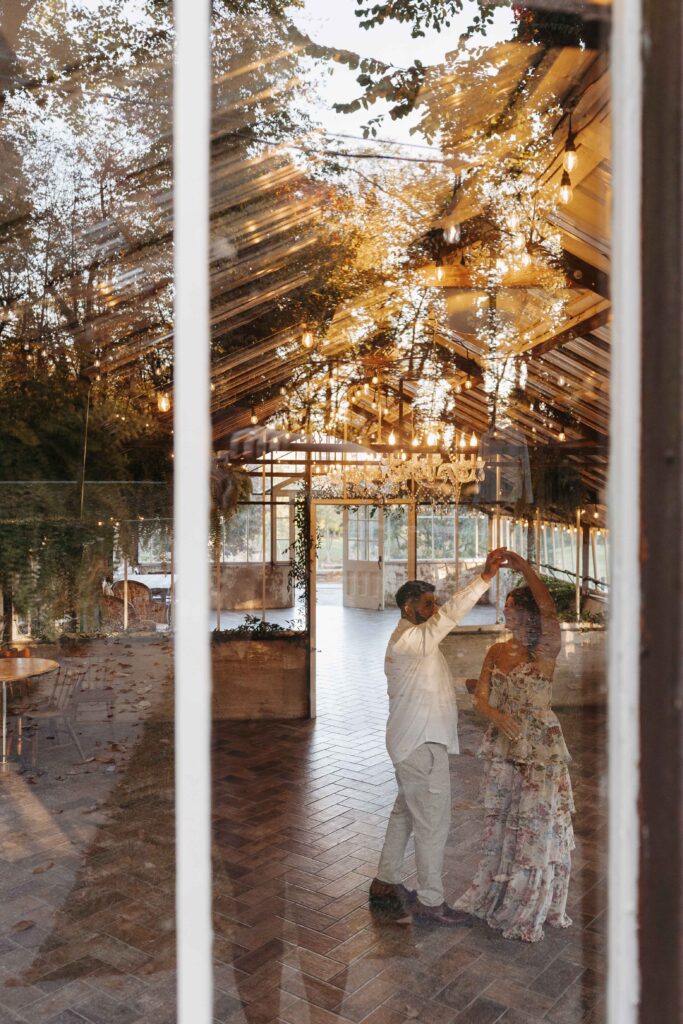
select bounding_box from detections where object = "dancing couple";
[369,548,574,943]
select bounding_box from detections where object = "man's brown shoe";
[411,899,473,928]
[369,879,416,912]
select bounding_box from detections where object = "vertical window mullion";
[609,0,642,1018]
[173,1,213,1022]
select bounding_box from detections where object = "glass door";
[343,505,384,609]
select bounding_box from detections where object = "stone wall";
[213,562,294,611]
[442,623,607,707]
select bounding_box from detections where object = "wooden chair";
[13,663,88,768]
[72,657,116,722]
[112,580,167,627]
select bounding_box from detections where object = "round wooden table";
[0,658,59,766]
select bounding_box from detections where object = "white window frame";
[173,1,213,1022]
[170,2,643,1022]
[609,0,641,1021]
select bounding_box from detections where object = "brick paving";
[0,602,606,1024]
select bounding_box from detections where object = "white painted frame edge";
[173,0,213,1021]
[170,0,642,1014]
[609,1,641,1021]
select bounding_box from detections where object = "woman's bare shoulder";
[485,641,508,663]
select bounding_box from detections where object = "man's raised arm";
[392,548,507,657]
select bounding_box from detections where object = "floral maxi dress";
[455,662,575,943]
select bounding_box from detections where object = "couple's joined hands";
[482,548,530,582]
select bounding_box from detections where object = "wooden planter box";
[211,635,308,720]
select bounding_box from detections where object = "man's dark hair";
[395,579,435,610]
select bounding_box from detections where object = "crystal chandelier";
[312,439,485,502]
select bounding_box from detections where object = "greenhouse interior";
[0,2,617,1024]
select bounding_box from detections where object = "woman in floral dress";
[455,551,574,943]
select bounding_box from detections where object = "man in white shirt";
[370,547,508,927]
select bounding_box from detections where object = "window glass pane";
[417,512,433,560]
[368,515,380,561]
[223,505,249,561]
[0,4,178,1017]
[276,502,292,561]
[386,506,408,560]
[203,1,614,1019]
[433,514,455,559]
[138,523,172,567]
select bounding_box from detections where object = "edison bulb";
[388,431,396,445]
[559,171,573,205]
[427,431,438,446]
[563,138,577,173]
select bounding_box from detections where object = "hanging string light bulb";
[250,406,258,425]
[563,127,578,173]
[559,170,573,205]
[388,430,396,446]
[302,330,313,349]
[157,392,171,413]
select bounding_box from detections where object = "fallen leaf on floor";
[12,920,35,931]
[32,861,54,874]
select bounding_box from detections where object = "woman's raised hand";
[501,550,528,572]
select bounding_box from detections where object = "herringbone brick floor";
[209,601,607,1024]
[0,603,606,1024]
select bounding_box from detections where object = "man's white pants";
[376,741,451,907]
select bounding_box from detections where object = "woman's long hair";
[507,585,542,654]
